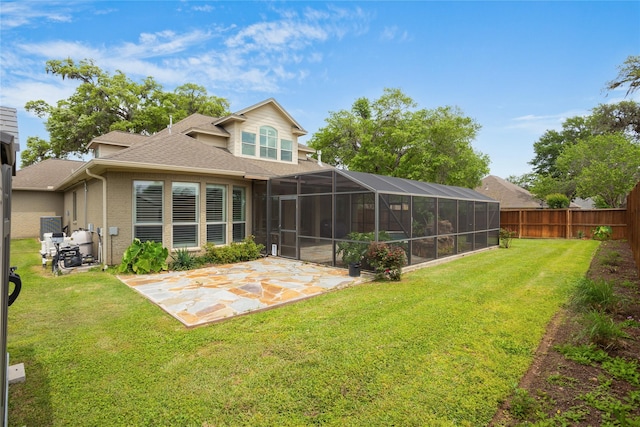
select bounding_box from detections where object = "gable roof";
[24,99,328,190]
[475,175,541,208]
[87,130,149,150]
[216,98,307,135]
[98,132,276,177]
[13,159,85,191]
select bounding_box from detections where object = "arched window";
[259,126,277,159]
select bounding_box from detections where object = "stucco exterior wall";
[104,171,254,265]
[11,190,64,239]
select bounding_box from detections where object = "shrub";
[592,225,613,241]
[336,231,390,265]
[546,193,570,209]
[580,310,629,350]
[203,236,264,265]
[499,228,516,248]
[555,343,609,365]
[169,248,201,271]
[117,239,169,274]
[509,388,538,420]
[571,277,622,313]
[365,242,407,281]
[600,250,622,268]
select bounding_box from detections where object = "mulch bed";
[491,240,640,426]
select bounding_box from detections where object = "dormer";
[216,98,308,164]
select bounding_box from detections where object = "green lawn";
[7,238,599,426]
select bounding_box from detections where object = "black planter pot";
[348,262,361,277]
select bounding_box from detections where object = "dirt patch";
[491,240,640,426]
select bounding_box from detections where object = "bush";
[169,248,201,271]
[571,277,622,313]
[117,239,169,274]
[365,242,407,281]
[580,310,629,350]
[592,225,613,241]
[499,228,516,248]
[336,231,390,265]
[203,236,264,265]
[546,193,570,209]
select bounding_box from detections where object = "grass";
[7,238,599,426]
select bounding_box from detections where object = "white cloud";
[117,29,215,59]
[1,3,373,106]
[0,2,74,29]
[509,109,589,135]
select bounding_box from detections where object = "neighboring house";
[13,98,501,268]
[475,175,581,209]
[475,175,542,209]
[12,98,330,264]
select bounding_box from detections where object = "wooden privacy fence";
[500,208,628,240]
[500,182,640,276]
[628,181,640,274]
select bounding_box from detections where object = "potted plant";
[337,234,371,277]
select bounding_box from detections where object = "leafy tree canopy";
[22,58,230,167]
[556,133,640,208]
[606,55,640,97]
[308,88,489,188]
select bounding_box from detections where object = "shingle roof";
[87,130,149,149]
[154,113,223,137]
[13,159,85,190]
[474,175,541,208]
[99,131,329,178]
[23,102,328,189]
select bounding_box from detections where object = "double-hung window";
[281,139,293,162]
[232,186,246,242]
[242,131,256,156]
[172,182,199,248]
[133,180,163,243]
[206,184,226,245]
[259,126,277,159]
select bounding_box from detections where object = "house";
[13,99,330,264]
[475,175,582,209]
[475,175,543,209]
[13,98,501,267]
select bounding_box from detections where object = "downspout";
[84,180,88,229]
[85,168,107,267]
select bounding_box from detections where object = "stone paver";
[118,257,371,327]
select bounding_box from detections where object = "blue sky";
[1,1,639,178]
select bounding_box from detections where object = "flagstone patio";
[118,257,372,327]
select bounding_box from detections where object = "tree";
[606,55,640,97]
[309,88,489,188]
[556,133,640,208]
[528,173,576,202]
[529,116,591,178]
[589,101,640,141]
[22,58,230,167]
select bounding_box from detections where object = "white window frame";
[133,180,164,243]
[242,131,256,156]
[259,126,277,159]
[280,139,293,162]
[206,184,227,245]
[172,182,199,248]
[232,186,246,242]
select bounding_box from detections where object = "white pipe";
[85,168,107,266]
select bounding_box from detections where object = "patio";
[118,257,372,327]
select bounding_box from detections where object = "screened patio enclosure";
[252,169,500,269]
